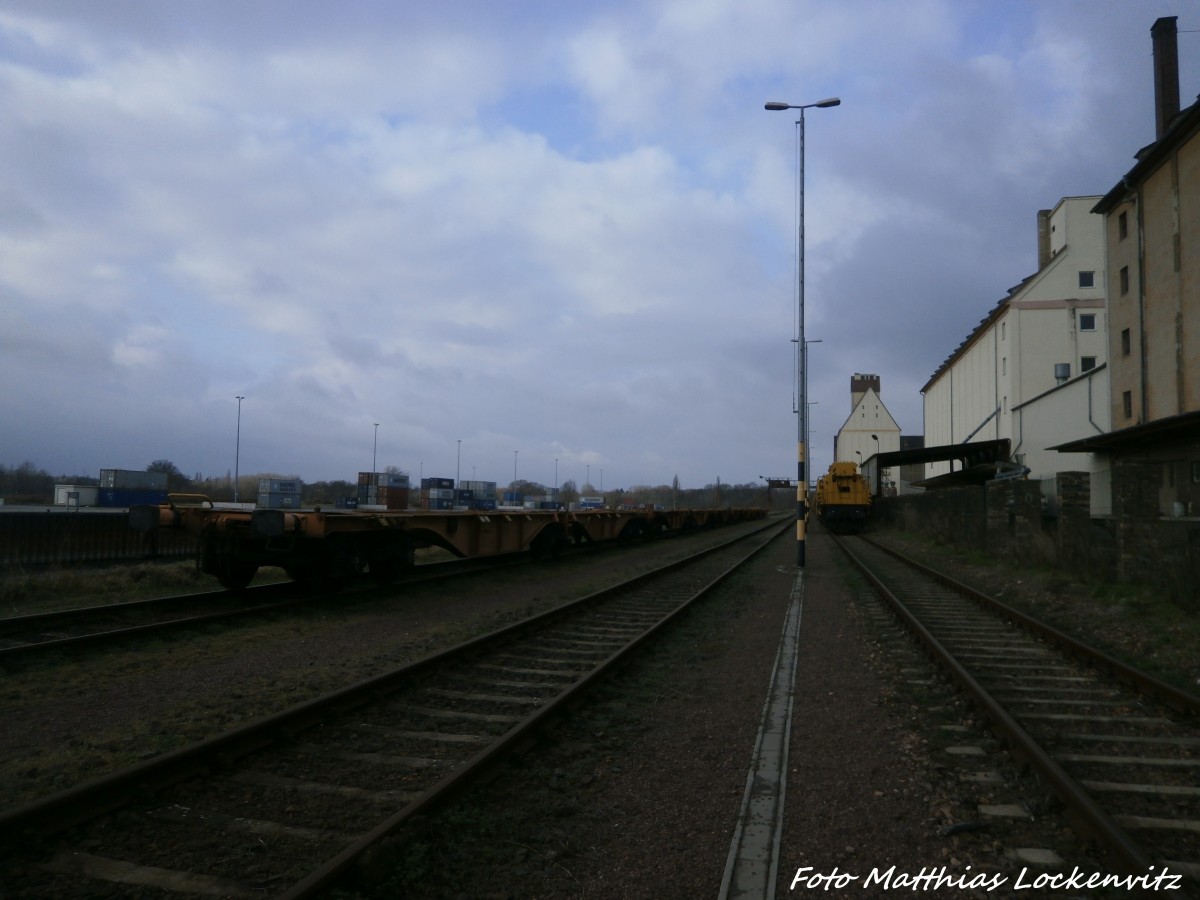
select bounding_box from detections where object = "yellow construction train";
[813,461,871,534]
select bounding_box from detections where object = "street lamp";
[373,423,380,474]
[456,440,462,486]
[765,96,840,567]
[234,396,245,503]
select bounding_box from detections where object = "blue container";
[98,489,168,508]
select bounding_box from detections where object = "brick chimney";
[1036,209,1052,270]
[1152,16,1180,140]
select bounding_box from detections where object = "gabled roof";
[837,386,900,435]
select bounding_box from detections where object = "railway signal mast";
[765,96,840,567]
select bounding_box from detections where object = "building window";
[1120,266,1130,294]
[1081,356,1096,372]
[1121,328,1131,355]
[1001,357,1006,376]
[1079,271,1095,288]
[1122,390,1133,419]
[1001,321,1006,340]
[1118,210,1128,240]
[1079,313,1096,331]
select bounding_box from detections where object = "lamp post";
[456,440,462,486]
[234,396,245,503]
[806,338,822,484]
[765,96,840,566]
[373,423,379,474]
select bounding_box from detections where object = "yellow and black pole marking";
[795,441,806,567]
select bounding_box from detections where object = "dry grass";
[1,561,241,616]
[871,527,1200,696]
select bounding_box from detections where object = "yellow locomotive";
[814,461,871,534]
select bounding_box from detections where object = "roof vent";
[1054,363,1071,384]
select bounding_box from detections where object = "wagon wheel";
[199,534,258,591]
[215,560,258,591]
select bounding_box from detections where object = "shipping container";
[54,485,100,507]
[359,472,410,487]
[99,469,168,491]
[335,497,359,509]
[258,478,302,494]
[420,477,455,490]
[359,486,409,509]
[258,492,303,509]
[458,480,498,492]
[98,489,168,508]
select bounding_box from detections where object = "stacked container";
[257,478,303,509]
[458,480,498,510]
[357,472,411,509]
[98,469,168,507]
[420,477,455,510]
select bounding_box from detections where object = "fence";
[872,462,1200,610]
[0,510,196,568]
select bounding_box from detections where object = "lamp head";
[764,101,790,110]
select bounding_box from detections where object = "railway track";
[836,534,1200,887]
[0,517,788,898]
[0,556,530,666]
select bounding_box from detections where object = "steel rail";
[860,535,1200,717]
[0,517,788,892]
[833,535,1156,876]
[0,557,516,664]
[283,517,791,898]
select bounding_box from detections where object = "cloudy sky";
[3,1,1198,493]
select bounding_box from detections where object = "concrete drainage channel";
[718,567,805,899]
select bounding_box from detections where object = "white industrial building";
[921,196,1110,485]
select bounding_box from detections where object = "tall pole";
[456,439,462,485]
[766,97,840,567]
[234,395,244,503]
[373,423,379,473]
[805,339,821,484]
[514,449,518,485]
